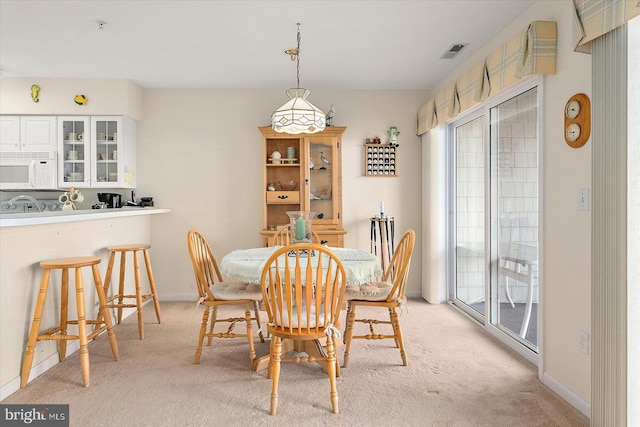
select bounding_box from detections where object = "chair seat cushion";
[345,281,393,301]
[211,281,262,301]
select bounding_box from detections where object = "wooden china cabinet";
[259,126,347,247]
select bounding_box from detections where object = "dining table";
[220,245,383,372]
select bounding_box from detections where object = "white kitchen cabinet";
[58,117,91,188]
[91,116,136,188]
[0,116,20,151]
[57,116,136,189]
[0,116,57,152]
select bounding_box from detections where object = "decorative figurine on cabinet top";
[387,126,400,145]
[325,104,335,126]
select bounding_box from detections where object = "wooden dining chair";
[342,229,415,367]
[186,229,264,366]
[271,224,321,246]
[261,243,347,415]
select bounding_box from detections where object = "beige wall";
[0,78,143,121]
[136,89,426,300]
[421,0,592,412]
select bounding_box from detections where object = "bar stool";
[21,256,120,388]
[101,244,162,339]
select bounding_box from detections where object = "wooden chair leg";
[245,304,256,364]
[270,336,282,415]
[388,308,400,348]
[20,269,51,388]
[74,267,91,387]
[326,337,339,414]
[194,307,209,364]
[390,307,407,366]
[253,300,264,343]
[207,306,217,346]
[267,337,274,380]
[343,303,356,368]
[91,265,119,361]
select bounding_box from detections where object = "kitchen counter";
[0,207,170,228]
[0,206,170,397]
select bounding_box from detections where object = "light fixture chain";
[296,23,301,89]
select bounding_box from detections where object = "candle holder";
[286,211,316,244]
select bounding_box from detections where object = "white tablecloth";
[220,246,383,285]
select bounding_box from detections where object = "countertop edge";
[0,208,171,228]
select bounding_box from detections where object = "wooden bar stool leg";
[142,249,162,324]
[20,269,51,388]
[95,251,116,330]
[117,252,127,324]
[74,267,91,387]
[59,268,69,362]
[91,264,120,361]
[133,250,144,339]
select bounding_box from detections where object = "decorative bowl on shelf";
[279,180,296,191]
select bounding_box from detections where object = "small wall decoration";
[563,93,590,148]
[30,84,40,103]
[365,142,398,177]
[387,125,400,145]
[74,94,87,105]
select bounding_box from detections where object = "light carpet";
[3,300,588,426]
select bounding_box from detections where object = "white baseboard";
[0,340,81,401]
[161,291,424,302]
[540,371,591,419]
[1,305,141,401]
[406,290,422,299]
[158,293,197,302]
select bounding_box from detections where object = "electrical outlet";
[578,329,589,354]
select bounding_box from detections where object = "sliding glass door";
[490,87,539,350]
[450,83,540,355]
[452,114,487,319]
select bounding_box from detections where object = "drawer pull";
[278,195,289,200]
[320,240,329,245]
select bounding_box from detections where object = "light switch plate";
[578,188,589,211]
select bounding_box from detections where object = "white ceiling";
[0,0,534,90]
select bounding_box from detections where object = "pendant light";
[271,23,326,134]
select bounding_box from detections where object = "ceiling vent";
[441,43,468,59]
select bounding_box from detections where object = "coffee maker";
[97,193,122,208]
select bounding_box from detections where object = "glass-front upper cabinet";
[58,116,136,189]
[91,116,136,188]
[58,117,90,188]
[307,136,338,224]
[92,117,121,187]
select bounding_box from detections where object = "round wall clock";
[564,93,590,148]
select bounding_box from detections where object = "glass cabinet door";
[92,117,121,186]
[58,117,90,188]
[307,136,337,224]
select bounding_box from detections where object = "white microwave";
[0,151,57,190]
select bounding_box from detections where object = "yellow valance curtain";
[573,0,640,53]
[416,21,557,136]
